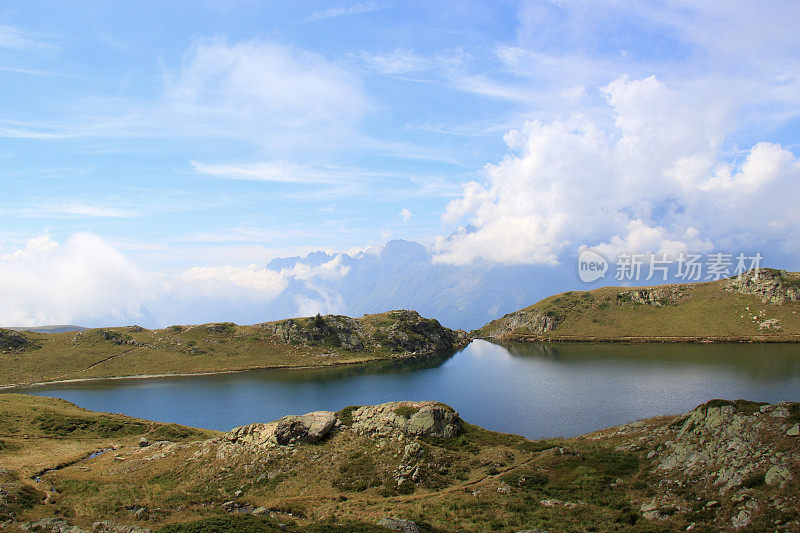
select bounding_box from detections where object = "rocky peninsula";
[0,310,467,388]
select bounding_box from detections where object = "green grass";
[0,393,217,445]
[478,273,800,341]
[34,413,146,437]
[0,310,462,387]
[332,454,381,492]
[335,405,360,426]
[0,483,46,521]
[158,515,388,533]
[698,399,768,415]
[393,405,420,418]
[4,392,798,532]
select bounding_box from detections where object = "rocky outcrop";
[480,310,560,339]
[265,315,366,351]
[605,399,800,529]
[725,268,800,304]
[0,329,32,352]
[227,411,337,447]
[652,400,797,493]
[377,517,421,533]
[71,329,132,347]
[261,310,464,354]
[617,286,686,306]
[225,401,461,449]
[369,311,465,353]
[348,401,461,439]
[19,519,150,533]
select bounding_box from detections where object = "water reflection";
[502,341,800,380]
[13,340,800,439]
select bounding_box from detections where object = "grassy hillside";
[477,268,800,342]
[0,310,466,388]
[1,395,798,531]
[0,394,217,479]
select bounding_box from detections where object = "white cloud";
[294,290,346,317]
[191,160,337,184]
[0,233,360,327]
[361,48,431,75]
[0,233,154,326]
[0,38,370,151]
[170,265,288,301]
[303,1,387,22]
[279,255,351,282]
[434,75,800,265]
[165,38,368,136]
[399,208,412,222]
[0,24,51,50]
[37,203,138,218]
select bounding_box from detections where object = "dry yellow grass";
[479,273,800,341]
[0,311,463,387]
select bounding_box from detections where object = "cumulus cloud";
[294,290,347,317]
[399,208,412,222]
[434,75,800,265]
[279,255,351,282]
[0,233,154,326]
[0,233,357,327]
[169,265,288,301]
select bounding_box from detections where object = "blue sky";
[2,1,800,326]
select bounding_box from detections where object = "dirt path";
[84,347,139,371]
[393,453,541,503]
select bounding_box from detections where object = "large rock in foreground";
[226,401,462,448]
[227,411,337,447]
[349,401,461,438]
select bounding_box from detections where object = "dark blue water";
[16,340,800,439]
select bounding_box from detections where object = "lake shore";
[479,334,800,343]
[0,353,404,391]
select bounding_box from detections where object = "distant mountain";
[5,325,87,334]
[262,239,575,330]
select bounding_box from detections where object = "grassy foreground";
[1,394,798,532]
[477,268,800,342]
[0,310,465,388]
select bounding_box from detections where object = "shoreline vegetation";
[1,394,798,531]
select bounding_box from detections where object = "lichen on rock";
[725,268,800,304]
[349,401,461,439]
